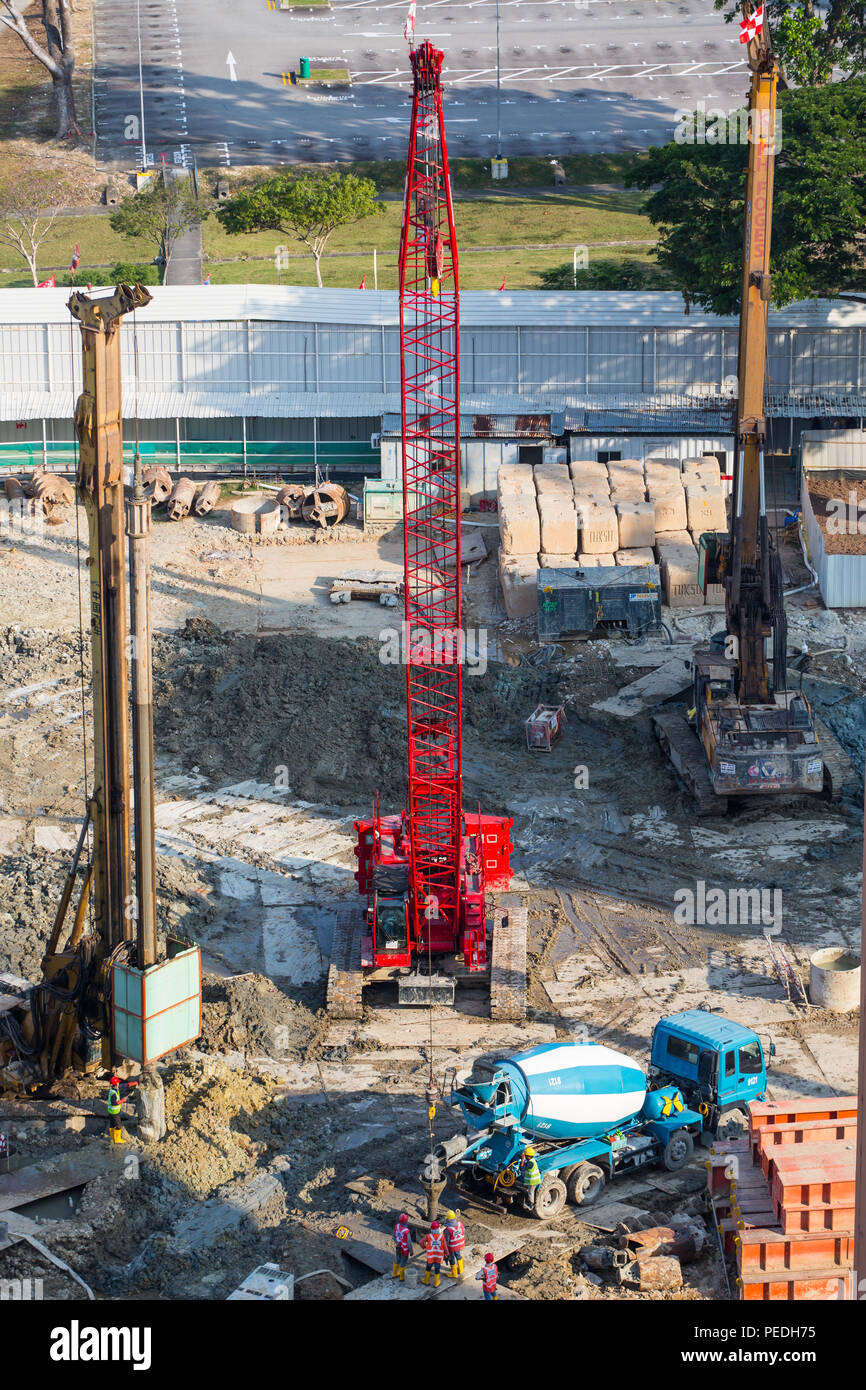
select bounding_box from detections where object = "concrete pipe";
[809,947,860,1011]
[143,466,172,506]
[194,480,221,516]
[167,477,196,520]
[230,495,280,535]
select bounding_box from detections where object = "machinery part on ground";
[618,1253,683,1291]
[533,1174,567,1221]
[32,468,74,510]
[489,903,527,1022]
[167,477,196,520]
[276,483,306,519]
[300,482,349,528]
[194,480,221,516]
[4,475,25,500]
[325,909,364,1019]
[524,703,566,752]
[142,465,172,505]
[230,494,280,535]
[652,708,728,817]
[227,1263,295,1301]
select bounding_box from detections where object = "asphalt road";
[94,0,752,169]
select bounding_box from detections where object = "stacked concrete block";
[539,554,578,569]
[685,483,727,533]
[497,463,536,504]
[577,553,616,568]
[498,493,541,554]
[656,534,702,608]
[576,500,618,555]
[538,495,578,556]
[616,499,655,549]
[533,463,572,495]
[499,553,539,619]
[647,485,688,533]
[615,547,655,567]
[570,459,609,487]
[608,462,645,500]
[681,457,722,487]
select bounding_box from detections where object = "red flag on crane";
[739,4,764,43]
[404,0,416,42]
[69,244,80,272]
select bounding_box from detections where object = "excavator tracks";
[814,716,857,803]
[490,898,528,1023]
[325,909,364,1019]
[652,708,728,817]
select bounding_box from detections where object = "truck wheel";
[566,1162,606,1207]
[532,1175,567,1221]
[662,1129,694,1171]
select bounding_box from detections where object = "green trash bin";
[299,56,311,79]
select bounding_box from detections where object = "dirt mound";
[506,1237,580,1300]
[153,627,555,806]
[0,849,71,979]
[198,973,326,1061]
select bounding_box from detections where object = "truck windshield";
[739,1041,763,1074]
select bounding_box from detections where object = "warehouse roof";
[1,286,865,329]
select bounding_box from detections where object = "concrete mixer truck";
[424,1010,771,1221]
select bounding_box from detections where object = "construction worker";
[106,1075,124,1145]
[421,1219,447,1287]
[392,1212,413,1280]
[444,1210,465,1278]
[518,1145,541,1208]
[475,1252,498,1301]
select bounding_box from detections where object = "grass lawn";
[0,213,154,286]
[205,244,662,292]
[202,190,655,276]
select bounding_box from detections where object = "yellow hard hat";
[446,1210,456,1219]
[525,1146,536,1157]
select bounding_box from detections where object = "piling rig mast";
[0,286,201,1090]
[654,5,843,809]
[327,41,523,1019]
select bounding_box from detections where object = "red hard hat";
[398,1213,409,1225]
[110,1075,120,1084]
[485,1252,495,1263]
[430,1220,440,1229]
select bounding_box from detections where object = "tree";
[0,1,79,139]
[110,176,203,285]
[218,171,383,287]
[537,258,671,291]
[0,163,79,285]
[715,0,866,85]
[626,79,866,313]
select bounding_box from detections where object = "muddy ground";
[0,514,863,1302]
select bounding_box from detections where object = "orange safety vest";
[482,1262,498,1292]
[424,1230,446,1262]
[445,1220,465,1252]
[394,1223,411,1254]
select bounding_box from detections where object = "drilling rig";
[326,41,524,1021]
[0,286,201,1093]
[653,5,849,813]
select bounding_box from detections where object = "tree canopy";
[0,163,80,285]
[627,78,866,313]
[715,0,866,85]
[110,177,203,285]
[218,171,383,286]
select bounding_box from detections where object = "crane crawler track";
[325,909,364,1019]
[652,707,728,817]
[490,900,528,1022]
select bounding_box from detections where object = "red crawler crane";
[347,40,515,1008]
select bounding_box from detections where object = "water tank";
[497,1043,647,1141]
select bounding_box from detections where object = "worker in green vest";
[106,1075,124,1145]
[518,1145,541,1208]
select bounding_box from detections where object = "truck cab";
[649,1010,770,1130]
